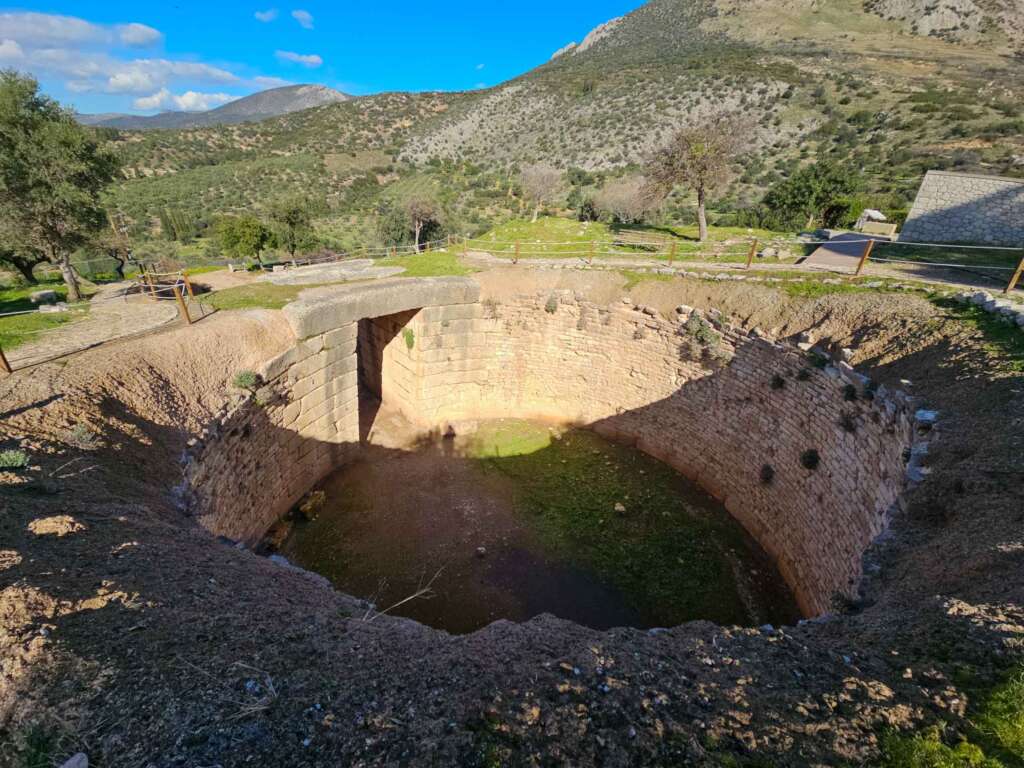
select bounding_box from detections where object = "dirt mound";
[1,275,1022,767]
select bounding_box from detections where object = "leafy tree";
[404,197,443,250]
[216,215,274,265]
[268,195,318,260]
[375,197,445,250]
[519,164,562,223]
[0,70,120,300]
[645,112,750,242]
[762,160,862,229]
[0,244,47,284]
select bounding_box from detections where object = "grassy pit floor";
[464,420,798,628]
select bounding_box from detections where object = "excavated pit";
[183,277,928,623]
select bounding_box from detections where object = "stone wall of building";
[901,170,1024,246]
[182,281,931,618]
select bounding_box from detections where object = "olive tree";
[645,113,750,242]
[268,195,318,261]
[0,70,120,300]
[216,215,275,265]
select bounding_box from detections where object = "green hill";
[103,0,1024,244]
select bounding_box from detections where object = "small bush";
[770,374,786,390]
[839,413,858,433]
[800,449,821,471]
[0,449,29,470]
[544,295,559,314]
[233,370,261,391]
[760,464,775,485]
[65,423,100,451]
[797,368,812,381]
[684,314,721,348]
[844,384,859,402]
[403,327,415,350]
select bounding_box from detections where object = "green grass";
[620,269,674,291]
[198,283,309,311]
[0,280,92,350]
[881,666,1024,768]
[930,297,1024,373]
[464,418,554,458]
[875,242,1024,271]
[376,249,474,276]
[470,217,794,263]
[471,421,772,626]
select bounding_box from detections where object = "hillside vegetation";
[101,0,1024,249]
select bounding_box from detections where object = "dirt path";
[6,282,181,369]
[465,248,1024,296]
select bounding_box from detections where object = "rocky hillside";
[82,84,349,130]
[104,0,1024,236]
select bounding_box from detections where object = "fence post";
[182,273,195,300]
[1004,252,1024,294]
[668,242,677,266]
[746,239,759,270]
[446,234,452,249]
[855,239,875,277]
[144,270,158,299]
[463,237,469,257]
[0,343,11,376]
[514,241,520,265]
[173,284,191,325]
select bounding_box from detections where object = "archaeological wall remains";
[181,277,932,618]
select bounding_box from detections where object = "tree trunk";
[806,213,816,230]
[414,221,422,252]
[108,249,125,280]
[531,204,540,224]
[11,258,40,284]
[697,189,708,243]
[58,253,82,302]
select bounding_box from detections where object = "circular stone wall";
[181,278,932,618]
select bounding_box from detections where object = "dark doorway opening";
[356,309,419,442]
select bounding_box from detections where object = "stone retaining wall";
[901,170,1024,246]
[182,280,932,618]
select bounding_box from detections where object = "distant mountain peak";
[78,84,350,130]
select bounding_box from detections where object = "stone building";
[900,170,1024,246]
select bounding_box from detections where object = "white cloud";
[133,88,235,112]
[0,12,161,49]
[107,70,158,93]
[254,9,278,22]
[291,9,314,29]
[476,63,485,70]
[275,49,322,67]
[117,23,162,47]
[0,39,24,61]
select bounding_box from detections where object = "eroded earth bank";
[1,269,1022,767]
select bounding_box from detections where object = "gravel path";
[6,282,181,369]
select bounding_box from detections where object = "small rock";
[60,755,88,768]
[839,348,854,362]
[475,546,487,558]
[614,502,626,515]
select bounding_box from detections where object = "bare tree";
[594,176,652,225]
[645,113,750,242]
[519,164,562,223]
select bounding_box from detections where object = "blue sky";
[0,1,644,114]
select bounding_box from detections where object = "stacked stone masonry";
[182,281,932,619]
[901,170,1024,246]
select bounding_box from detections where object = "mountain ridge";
[79,84,350,130]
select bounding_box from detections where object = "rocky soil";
[1,272,1022,767]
